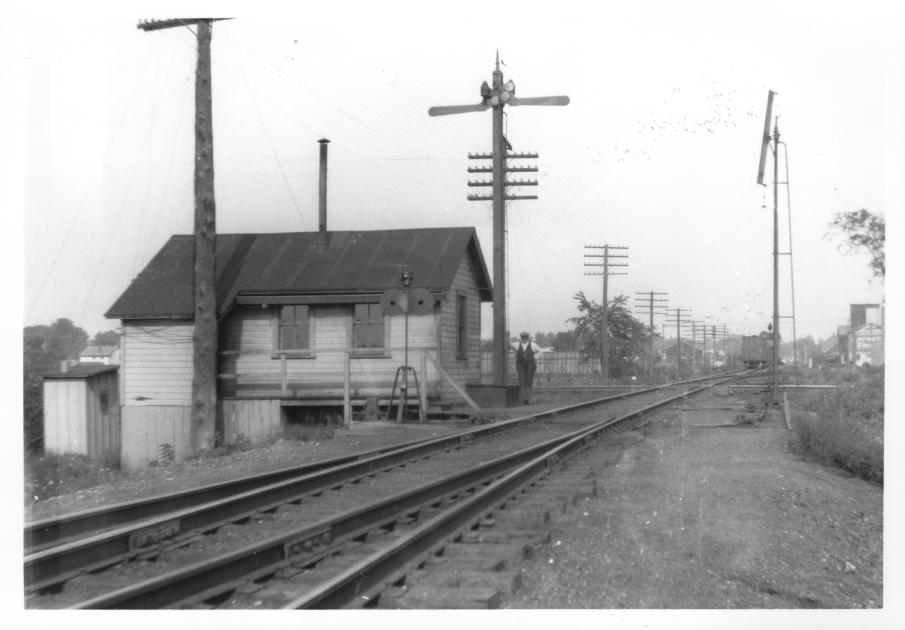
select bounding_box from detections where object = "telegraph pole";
[634,291,669,381]
[584,245,628,381]
[138,18,228,452]
[429,53,569,390]
[711,325,717,373]
[665,308,692,378]
[691,321,704,373]
[467,144,538,388]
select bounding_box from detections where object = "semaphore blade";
[508,95,570,107]
[428,103,490,116]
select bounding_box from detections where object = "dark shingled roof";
[106,227,492,320]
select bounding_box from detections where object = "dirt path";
[506,388,883,609]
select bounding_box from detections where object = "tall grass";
[25,452,123,503]
[789,366,883,483]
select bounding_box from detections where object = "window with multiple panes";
[353,303,384,350]
[279,305,310,350]
[456,294,467,358]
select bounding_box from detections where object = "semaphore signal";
[428,52,569,390]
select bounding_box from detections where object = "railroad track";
[26,372,743,609]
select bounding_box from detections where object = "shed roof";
[106,228,492,320]
[44,364,119,380]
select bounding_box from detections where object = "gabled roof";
[80,345,118,357]
[106,227,492,320]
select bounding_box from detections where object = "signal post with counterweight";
[429,53,569,395]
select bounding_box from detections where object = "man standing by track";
[516,332,538,405]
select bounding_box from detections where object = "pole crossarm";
[467,179,539,186]
[429,53,568,387]
[467,194,539,201]
[468,151,539,159]
[137,18,232,31]
[468,165,539,173]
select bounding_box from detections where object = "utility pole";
[429,53,569,391]
[691,321,707,371]
[634,291,669,381]
[771,117,781,402]
[584,244,628,381]
[138,18,228,452]
[665,308,692,378]
[711,324,717,373]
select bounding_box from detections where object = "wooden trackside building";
[43,363,120,464]
[106,227,492,469]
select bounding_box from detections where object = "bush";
[789,366,883,483]
[25,452,122,503]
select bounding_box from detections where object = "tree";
[568,292,650,378]
[91,329,120,346]
[828,209,885,278]
[23,319,89,451]
[551,330,578,352]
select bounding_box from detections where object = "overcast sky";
[13,1,901,342]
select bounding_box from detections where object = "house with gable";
[106,227,492,469]
[79,345,120,365]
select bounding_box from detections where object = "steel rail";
[29,370,747,551]
[25,371,741,593]
[25,432,448,551]
[287,378,728,608]
[73,377,731,609]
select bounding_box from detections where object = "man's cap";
[520,332,530,338]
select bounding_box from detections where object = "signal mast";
[428,53,569,393]
[756,90,782,403]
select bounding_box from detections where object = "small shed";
[43,364,120,463]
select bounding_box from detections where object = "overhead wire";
[79,39,176,324]
[26,35,156,323]
[173,29,462,203]
[131,46,172,277]
[137,76,191,268]
[229,35,308,229]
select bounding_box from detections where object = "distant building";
[850,303,881,328]
[836,325,852,363]
[79,345,120,365]
[849,323,883,367]
[819,335,842,364]
[827,303,885,367]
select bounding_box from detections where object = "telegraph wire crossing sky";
[20,3,899,344]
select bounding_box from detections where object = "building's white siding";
[121,405,192,470]
[119,321,193,470]
[43,380,87,456]
[43,370,121,461]
[219,305,440,399]
[122,320,194,405]
[219,399,284,445]
[437,255,483,400]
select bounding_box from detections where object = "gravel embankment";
[504,388,883,609]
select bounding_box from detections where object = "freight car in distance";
[741,331,779,369]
